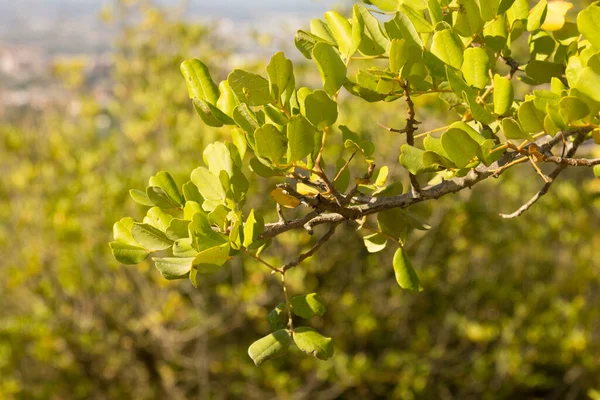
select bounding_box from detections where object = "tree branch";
[261,127,594,238]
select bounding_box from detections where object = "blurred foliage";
[1,1,600,399]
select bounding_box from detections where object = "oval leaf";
[248,330,291,366]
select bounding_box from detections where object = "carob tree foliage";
[110,0,600,365]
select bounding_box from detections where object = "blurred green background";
[1,1,600,399]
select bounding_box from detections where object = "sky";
[0,0,345,53]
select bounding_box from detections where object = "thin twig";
[500,134,586,219]
[281,273,293,331]
[281,222,341,272]
[400,80,422,197]
[542,156,600,167]
[242,249,280,274]
[333,151,357,183]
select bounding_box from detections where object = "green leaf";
[146,187,180,209]
[144,207,173,232]
[462,48,489,89]
[188,212,228,252]
[192,98,232,127]
[454,0,484,38]
[483,15,508,52]
[294,30,323,59]
[399,144,436,175]
[190,167,226,203]
[441,128,481,168]
[428,0,444,24]
[389,39,411,73]
[290,293,327,319]
[558,96,590,122]
[266,303,287,331]
[173,238,198,257]
[243,210,265,249]
[430,29,464,69]
[518,100,545,133]
[546,103,567,130]
[216,80,238,117]
[267,52,294,100]
[342,78,389,102]
[109,242,149,265]
[113,217,137,244]
[129,189,154,207]
[527,0,547,31]
[203,142,233,178]
[366,0,399,12]
[446,66,474,98]
[399,4,433,33]
[493,74,513,116]
[573,67,600,103]
[255,124,287,165]
[363,233,388,253]
[324,10,357,57]
[149,171,184,207]
[131,223,173,251]
[248,330,291,366]
[312,42,347,96]
[594,165,600,178]
[497,0,515,15]
[502,118,532,140]
[293,327,334,360]
[386,12,423,47]
[180,59,219,104]
[463,91,495,125]
[577,4,600,50]
[232,104,260,137]
[477,0,498,21]
[191,242,231,275]
[355,5,390,55]
[304,90,339,130]
[533,90,560,111]
[393,247,420,291]
[287,115,316,163]
[310,19,336,44]
[525,60,565,85]
[153,257,193,280]
[182,183,204,204]
[228,69,273,106]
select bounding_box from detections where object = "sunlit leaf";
[393,247,420,291]
[430,29,464,69]
[363,233,388,253]
[290,293,327,319]
[180,59,219,104]
[541,0,573,31]
[312,42,347,96]
[293,327,334,360]
[493,74,513,116]
[248,330,291,366]
[153,257,193,280]
[462,48,489,89]
[228,69,273,106]
[255,124,287,165]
